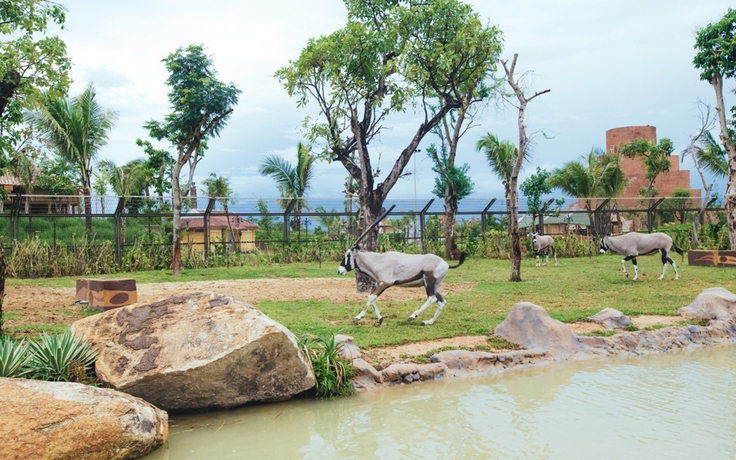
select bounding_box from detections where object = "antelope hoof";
[422,320,434,326]
[407,315,416,322]
[352,317,361,324]
[377,317,384,325]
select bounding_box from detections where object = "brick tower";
[605,126,700,200]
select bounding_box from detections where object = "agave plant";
[0,337,31,378]
[299,334,354,399]
[26,330,98,382]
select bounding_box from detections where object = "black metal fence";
[0,193,725,263]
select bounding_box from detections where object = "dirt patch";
[2,279,682,363]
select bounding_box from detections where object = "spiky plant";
[0,337,31,378]
[299,334,354,399]
[26,330,98,382]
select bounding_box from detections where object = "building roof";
[182,213,260,230]
[518,212,592,229]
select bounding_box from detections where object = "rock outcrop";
[72,291,315,411]
[0,377,167,460]
[587,308,633,330]
[678,287,736,320]
[349,288,736,391]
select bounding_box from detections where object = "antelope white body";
[527,232,557,266]
[338,247,466,325]
[599,232,683,281]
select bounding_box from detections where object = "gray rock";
[588,308,633,330]
[72,291,315,412]
[494,302,586,357]
[678,287,736,321]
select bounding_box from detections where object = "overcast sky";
[57,0,734,202]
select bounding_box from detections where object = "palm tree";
[258,142,315,242]
[99,158,147,244]
[476,133,519,200]
[682,129,729,247]
[26,83,118,234]
[549,148,626,239]
[201,173,236,252]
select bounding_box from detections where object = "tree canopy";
[276,0,502,257]
[0,0,71,161]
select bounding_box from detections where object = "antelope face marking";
[338,249,355,275]
[599,238,608,254]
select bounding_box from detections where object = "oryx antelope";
[599,232,683,281]
[527,232,558,266]
[338,247,466,325]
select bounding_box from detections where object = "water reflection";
[144,345,736,460]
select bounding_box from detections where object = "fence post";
[9,193,21,243]
[419,199,434,253]
[647,198,665,233]
[203,198,216,264]
[480,199,496,245]
[113,197,125,265]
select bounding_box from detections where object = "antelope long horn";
[351,204,396,248]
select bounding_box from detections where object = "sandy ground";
[2,278,681,364]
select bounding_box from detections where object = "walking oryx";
[527,232,558,266]
[599,232,683,281]
[338,247,466,325]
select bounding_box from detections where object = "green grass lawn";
[6,254,735,349]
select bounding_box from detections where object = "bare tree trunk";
[444,191,459,259]
[710,73,736,250]
[171,161,184,275]
[502,54,550,282]
[0,239,5,336]
[83,186,93,235]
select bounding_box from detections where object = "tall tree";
[681,104,729,247]
[143,45,240,275]
[201,172,236,252]
[619,138,674,197]
[500,53,550,282]
[693,8,736,249]
[258,142,315,242]
[427,139,475,259]
[26,83,118,233]
[136,138,174,211]
[0,0,70,162]
[549,148,627,238]
[276,0,503,271]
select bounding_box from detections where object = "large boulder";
[72,291,315,412]
[678,287,736,321]
[0,377,167,460]
[494,302,586,357]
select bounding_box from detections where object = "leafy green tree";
[427,140,474,259]
[619,138,673,197]
[476,132,519,199]
[256,198,276,240]
[520,167,553,233]
[661,188,693,225]
[693,8,736,249]
[276,0,503,264]
[26,83,118,234]
[36,153,78,197]
[99,158,147,243]
[143,45,241,275]
[0,0,71,162]
[258,142,315,241]
[549,148,626,238]
[136,138,174,211]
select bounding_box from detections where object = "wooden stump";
[76,278,137,310]
[687,250,736,267]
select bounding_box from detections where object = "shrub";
[25,330,98,383]
[0,337,31,378]
[299,334,354,399]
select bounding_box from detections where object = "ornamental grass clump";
[299,334,354,399]
[26,330,98,383]
[0,336,31,378]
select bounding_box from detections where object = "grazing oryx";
[338,247,466,325]
[527,232,558,266]
[599,232,683,281]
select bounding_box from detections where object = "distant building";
[606,125,700,200]
[181,212,260,253]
